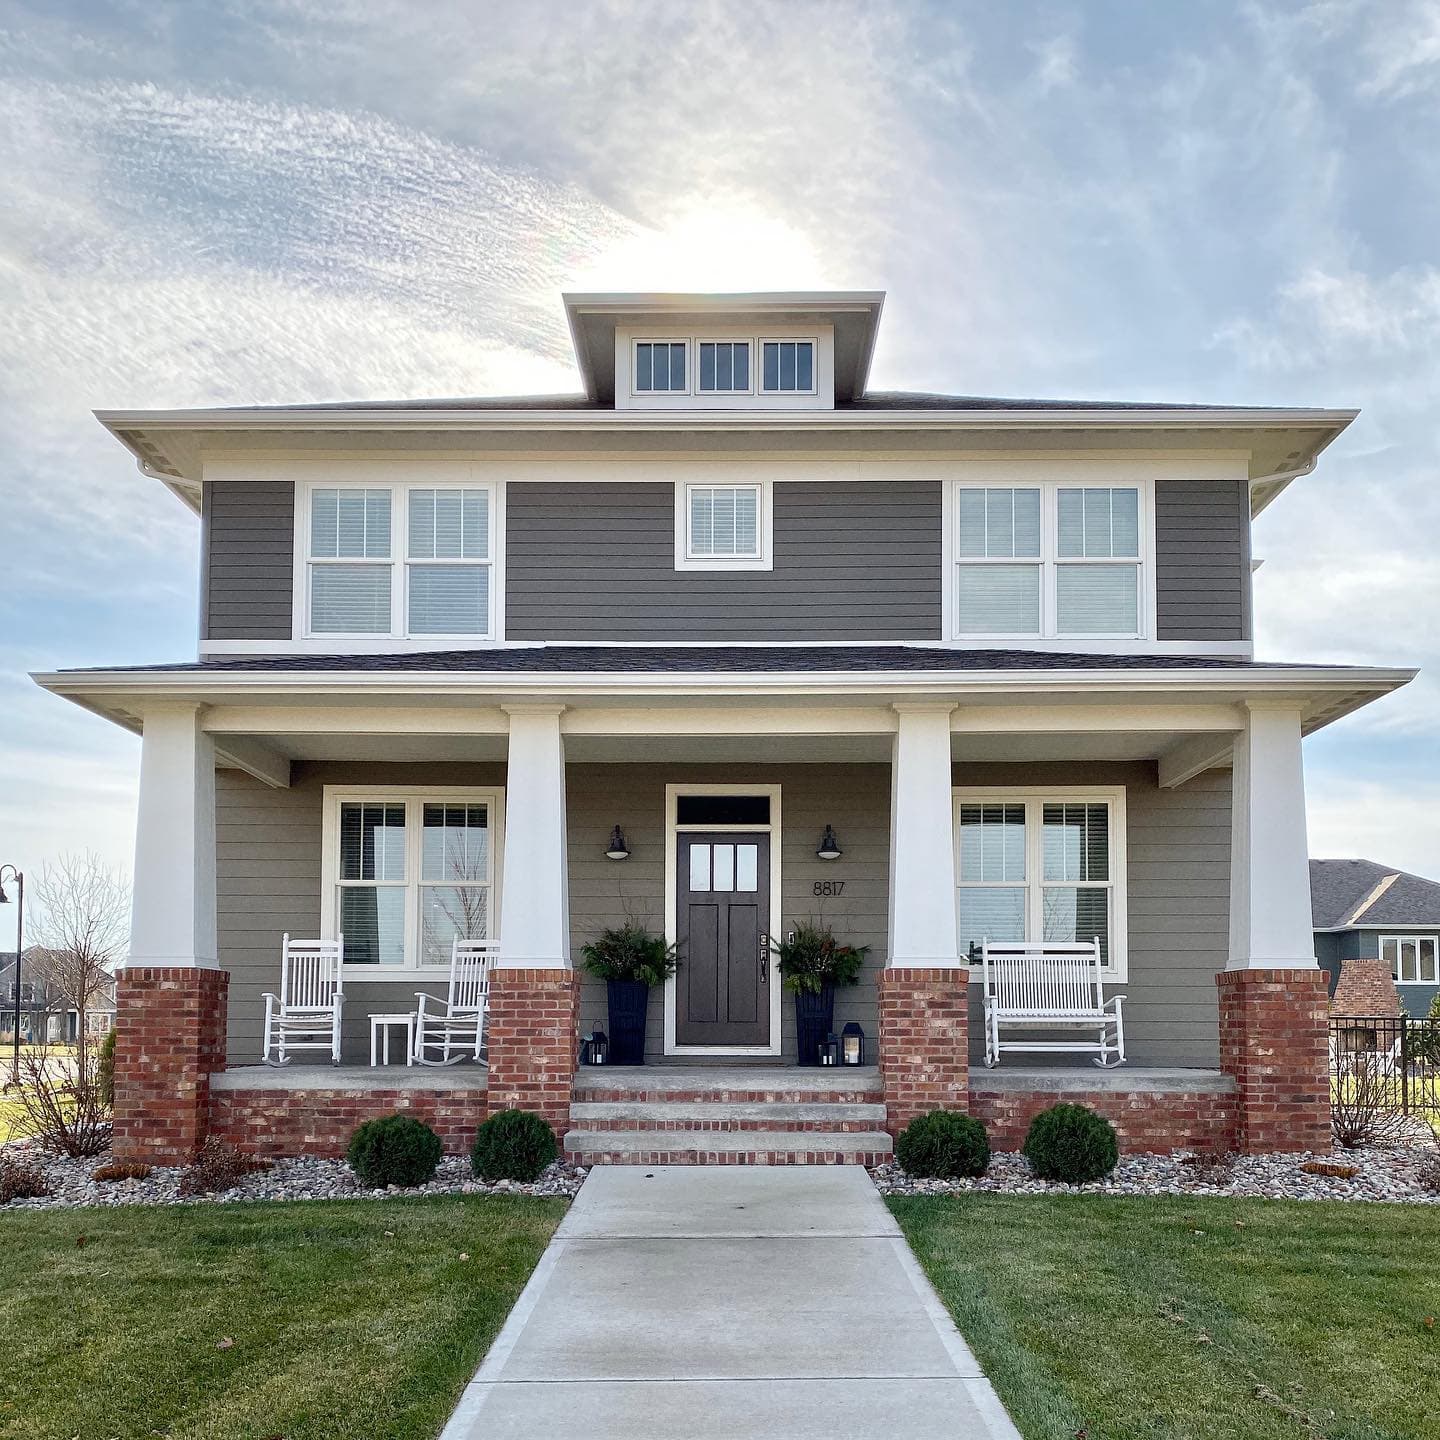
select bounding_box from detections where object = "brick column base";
[485,968,579,1133]
[878,967,969,1135]
[1330,959,1403,1018]
[113,967,228,1164]
[1217,968,1330,1154]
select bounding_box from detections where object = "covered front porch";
[69,655,1380,1161]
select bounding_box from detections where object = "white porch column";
[498,704,570,969]
[1227,703,1316,970]
[887,703,960,968]
[129,704,218,969]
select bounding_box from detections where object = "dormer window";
[698,341,751,394]
[761,340,815,394]
[634,341,688,393]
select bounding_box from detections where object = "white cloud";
[1308,775,1440,878]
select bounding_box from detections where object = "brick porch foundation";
[112,966,228,1164]
[1330,958,1403,1017]
[877,967,968,1134]
[1217,968,1331,1153]
[484,967,580,1131]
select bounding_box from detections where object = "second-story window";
[635,341,688,393]
[761,340,815,393]
[674,479,773,570]
[305,483,498,639]
[698,341,751,393]
[950,481,1146,640]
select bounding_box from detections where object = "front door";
[676,832,771,1047]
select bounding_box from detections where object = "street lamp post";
[0,866,24,1089]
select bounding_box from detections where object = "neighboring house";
[0,949,117,1043]
[35,289,1415,1166]
[1313,858,1440,1020]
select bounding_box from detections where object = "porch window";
[1384,935,1439,984]
[948,481,1147,640]
[302,482,499,640]
[323,788,501,972]
[954,789,1127,975]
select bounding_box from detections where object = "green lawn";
[892,1194,1440,1440]
[0,1195,565,1440]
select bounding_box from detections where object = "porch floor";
[212,1064,488,1092]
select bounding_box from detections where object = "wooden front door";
[676,832,771,1047]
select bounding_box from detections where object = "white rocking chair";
[981,938,1126,1069]
[262,934,345,1066]
[413,940,496,1066]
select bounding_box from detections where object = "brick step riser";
[574,1089,879,1105]
[569,1117,884,1134]
[565,1148,892,1166]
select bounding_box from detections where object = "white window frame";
[1382,934,1440,985]
[295,479,504,643]
[632,338,691,396]
[757,336,819,396]
[695,338,754,395]
[673,477,774,571]
[321,785,504,978]
[952,786,1128,981]
[941,478,1156,644]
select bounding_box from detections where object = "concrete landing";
[440,1167,1020,1440]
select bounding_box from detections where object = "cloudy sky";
[2,0,1439,900]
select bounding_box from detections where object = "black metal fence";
[1329,1014,1440,1123]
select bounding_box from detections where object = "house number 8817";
[812,880,845,897]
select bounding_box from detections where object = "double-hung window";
[1384,935,1439,985]
[324,788,500,973]
[304,482,498,640]
[949,481,1147,640]
[675,479,772,569]
[954,789,1127,976]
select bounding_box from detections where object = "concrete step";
[573,1065,882,1105]
[564,1127,893,1166]
[569,1100,889,1132]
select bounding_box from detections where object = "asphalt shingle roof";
[1311,858,1440,929]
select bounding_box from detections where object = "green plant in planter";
[770,921,868,994]
[579,924,679,987]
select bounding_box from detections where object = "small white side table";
[370,1012,417,1067]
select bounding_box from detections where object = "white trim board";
[663,782,784,1058]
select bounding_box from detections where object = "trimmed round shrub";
[1022,1103,1119,1183]
[347,1114,443,1188]
[472,1109,558,1183]
[895,1110,990,1179]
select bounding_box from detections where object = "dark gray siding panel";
[1155,479,1250,642]
[204,481,294,641]
[506,480,942,641]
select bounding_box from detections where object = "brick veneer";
[1330,958,1403,1018]
[484,967,580,1131]
[970,1085,1236,1153]
[568,1145,892,1166]
[112,966,228,1164]
[212,1088,487,1157]
[1217,968,1331,1153]
[877,967,968,1134]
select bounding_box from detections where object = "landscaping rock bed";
[0,1145,586,1210]
[872,1143,1440,1203]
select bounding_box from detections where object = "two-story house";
[38,291,1414,1165]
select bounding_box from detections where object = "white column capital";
[1228,705,1317,972]
[130,706,218,970]
[502,702,568,720]
[890,701,957,717]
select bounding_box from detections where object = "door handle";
[759,932,768,983]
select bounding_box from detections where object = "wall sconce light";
[605,825,630,861]
[816,825,842,861]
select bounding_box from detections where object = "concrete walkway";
[441,1166,1021,1440]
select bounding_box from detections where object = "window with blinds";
[955,793,1122,969]
[328,792,496,970]
[950,482,1145,639]
[688,485,761,559]
[304,483,496,639]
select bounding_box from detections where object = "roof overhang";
[562,290,886,404]
[95,404,1358,517]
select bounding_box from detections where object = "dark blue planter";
[606,979,649,1066]
[794,985,836,1067]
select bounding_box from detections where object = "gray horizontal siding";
[203,482,294,641]
[1155,479,1250,643]
[506,480,942,641]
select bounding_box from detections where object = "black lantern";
[816,825,842,861]
[841,1022,866,1066]
[582,1028,610,1065]
[605,826,630,861]
[818,1032,840,1066]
